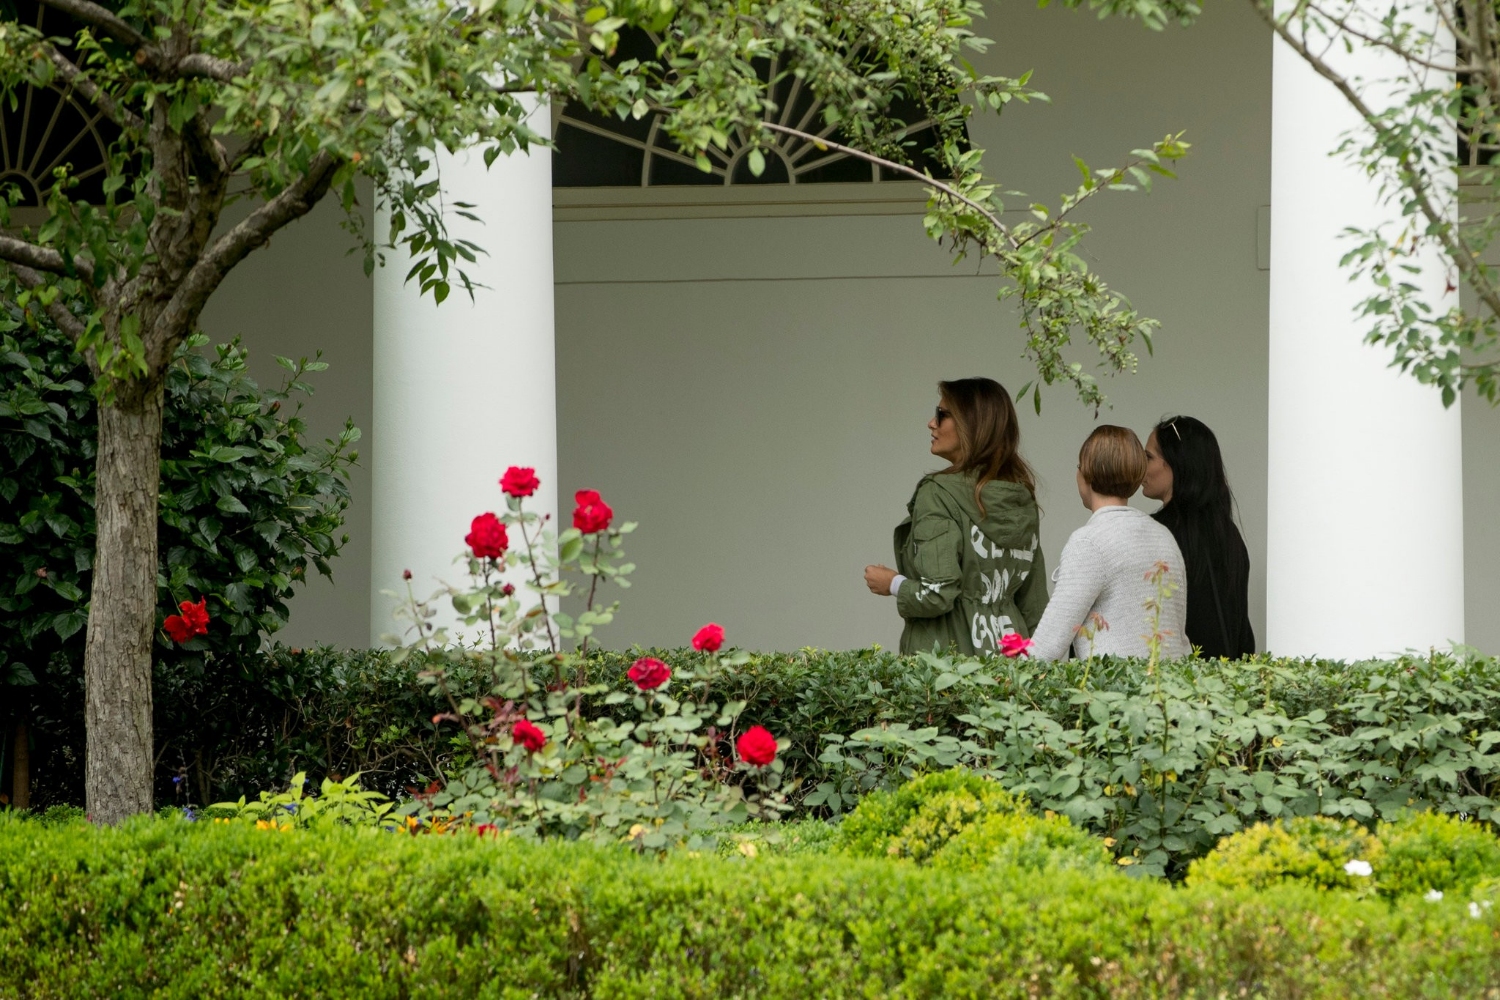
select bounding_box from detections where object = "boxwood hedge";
[1,815,1496,998]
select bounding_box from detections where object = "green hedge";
[1,816,1496,998]
[24,645,1500,877]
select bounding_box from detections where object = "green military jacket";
[893,472,1048,656]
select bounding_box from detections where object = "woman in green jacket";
[864,378,1048,656]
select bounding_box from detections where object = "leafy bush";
[931,810,1112,875]
[1189,812,1500,902]
[1186,816,1382,893]
[837,768,1021,859]
[2,817,1497,998]
[1377,812,1500,899]
[579,646,1500,877]
[26,633,1500,883]
[205,771,398,831]
[1,305,358,805]
[837,768,1108,874]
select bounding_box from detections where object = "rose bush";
[385,471,787,852]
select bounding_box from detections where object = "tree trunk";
[11,718,28,811]
[84,386,164,824]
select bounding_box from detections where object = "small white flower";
[1424,889,1444,902]
[1471,901,1484,919]
[1343,859,1373,878]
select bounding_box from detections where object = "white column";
[371,103,557,645]
[1267,19,1463,658]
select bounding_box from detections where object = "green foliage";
[1,303,357,802]
[205,772,397,830]
[837,767,1020,859]
[1188,812,1500,903]
[0,313,356,661]
[931,809,1112,875]
[836,768,1108,874]
[2,817,1497,998]
[1375,812,1500,900]
[1187,817,1382,894]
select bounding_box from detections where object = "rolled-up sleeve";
[895,514,962,620]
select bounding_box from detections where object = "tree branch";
[176,53,251,83]
[149,150,340,368]
[0,233,93,283]
[758,121,1020,251]
[43,42,145,132]
[37,0,149,50]
[5,262,88,344]
[1247,0,1500,323]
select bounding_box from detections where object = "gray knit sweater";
[1029,506,1190,661]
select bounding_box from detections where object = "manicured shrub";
[931,810,1112,874]
[1,816,1496,998]
[836,768,1019,859]
[837,768,1108,874]
[1376,812,1500,899]
[1186,816,1382,893]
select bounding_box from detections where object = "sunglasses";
[934,406,952,424]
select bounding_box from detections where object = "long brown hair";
[937,377,1036,514]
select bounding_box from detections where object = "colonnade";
[369,44,1468,656]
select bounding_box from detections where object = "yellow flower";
[736,841,759,858]
[627,823,647,839]
[1103,837,1117,848]
[1117,856,1135,866]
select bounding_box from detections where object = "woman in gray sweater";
[1029,426,1189,661]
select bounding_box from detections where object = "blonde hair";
[1078,425,1146,499]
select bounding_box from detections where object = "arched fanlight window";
[554,28,954,187]
[0,0,120,207]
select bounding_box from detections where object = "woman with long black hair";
[1142,416,1256,659]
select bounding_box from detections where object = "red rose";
[500,466,540,498]
[511,718,546,752]
[466,513,508,559]
[627,656,671,691]
[692,623,724,652]
[736,725,778,767]
[1000,633,1034,659]
[572,489,613,534]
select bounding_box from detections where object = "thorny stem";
[579,534,603,658]
[483,559,498,655]
[518,501,558,653]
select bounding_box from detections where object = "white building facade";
[192,1,1496,658]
